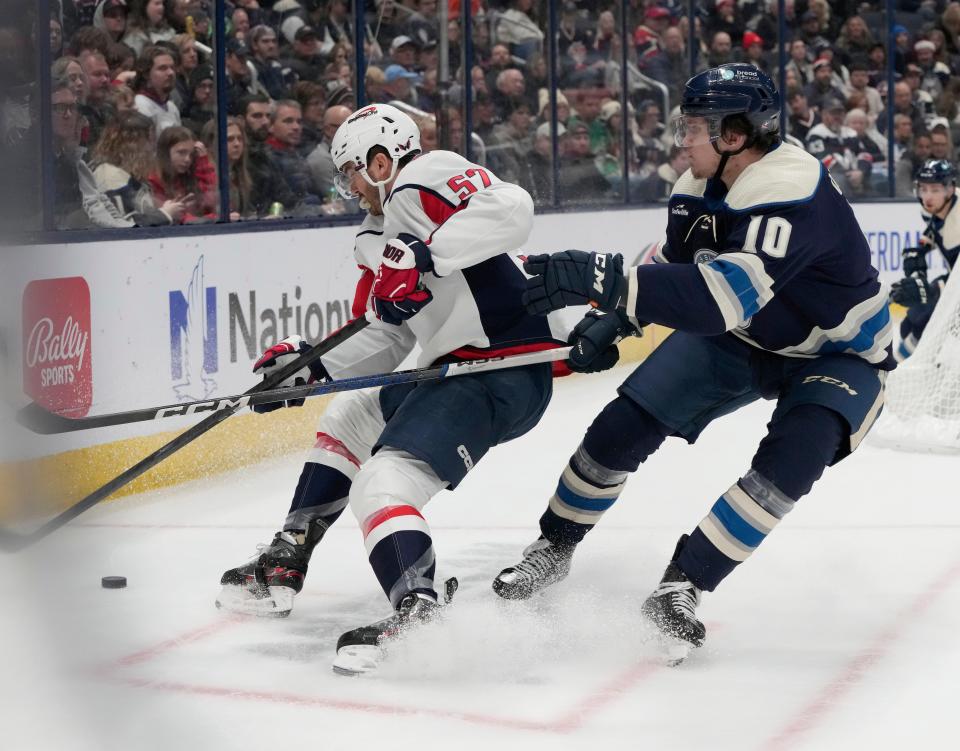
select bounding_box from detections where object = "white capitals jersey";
[321,150,569,380]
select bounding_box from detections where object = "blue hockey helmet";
[916,159,957,186]
[674,63,781,149]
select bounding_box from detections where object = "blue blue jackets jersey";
[626,141,895,370]
[921,194,960,272]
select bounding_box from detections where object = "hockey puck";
[101,576,127,589]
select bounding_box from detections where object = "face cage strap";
[710,133,755,183]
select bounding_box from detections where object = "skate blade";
[657,633,694,667]
[215,585,295,618]
[332,645,383,676]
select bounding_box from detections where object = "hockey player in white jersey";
[216,104,622,673]
[890,159,959,359]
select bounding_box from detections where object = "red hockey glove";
[371,233,435,325]
[251,335,328,413]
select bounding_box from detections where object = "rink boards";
[0,202,922,522]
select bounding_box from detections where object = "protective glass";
[673,114,722,148]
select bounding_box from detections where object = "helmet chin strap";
[360,158,400,207]
[710,136,753,183]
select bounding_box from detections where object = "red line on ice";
[111,615,246,667]
[762,556,960,751]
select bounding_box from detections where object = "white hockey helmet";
[331,103,421,204]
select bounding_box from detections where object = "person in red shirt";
[148,125,217,222]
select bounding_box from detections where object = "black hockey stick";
[0,317,370,553]
[18,346,573,434]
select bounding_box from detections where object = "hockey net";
[872,269,960,453]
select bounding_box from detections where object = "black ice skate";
[641,535,706,665]
[491,536,574,600]
[333,578,458,676]
[216,522,327,617]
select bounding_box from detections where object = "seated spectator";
[805,97,872,197]
[324,80,355,109]
[232,7,250,41]
[319,0,353,57]
[202,116,254,220]
[473,90,498,143]
[79,49,115,144]
[633,6,669,62]
[930,122,955,162]
[405,0,439,49]
[739,31,769,73]
[708,0,741,42]
[51,80,130,228]
[845,107,886,192]
[496,0,543,60]
[845,61,882,126]
[415,115,438,152]
[558,118,611,201]
[181,64,215,137]
[560,39,605,88]
[634,99,667,180]
[365,65,387,103]
[835,15,875,66]
[293,81,327,154]
[896,131,932,197]
[556,2,591,60]
[284,25,325,84]
[224,38,268,112]
[522,121,563,204]
[109,82,135,114]
[799,10,830,55]
[51,56,88,105]
[707,32,735,68]
[804,57,846,111]
[51,14,64,58]
[915,40,951,102]
[492,67,529,119]
[90,111,187,224]
[306,103,351,198]
[171,32,199,110]
[642,26,688,105]
[249,25,290,100]
[883,79,929,136]
[148,125,216,222]
[133,44,181,132]
[122,0,175,56]
[488,100,534,186]
[635,145,690,202]
[264,100,318,203]
[417,68,440,112]
[94,0,129,43]
[387,35,419,72]
[382,64,421,107]
[786,87,820,142]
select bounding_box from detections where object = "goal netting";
[871,269,960,453]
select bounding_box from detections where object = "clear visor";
[673,114,723,148]
[334,166,359,200]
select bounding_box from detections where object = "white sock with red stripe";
[350,448,447,608]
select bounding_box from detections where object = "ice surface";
[3,366,959,751]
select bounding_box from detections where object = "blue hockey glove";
[522,251,628,315]
[371,233,434,326]
[890,273,932,307]
[901,247,929,277]
[566,309,640,373]
[251,335,328,413]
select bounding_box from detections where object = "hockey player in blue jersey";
[890,159,959,359]
[492,63,895,662]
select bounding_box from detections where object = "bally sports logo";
[22,277,93,416]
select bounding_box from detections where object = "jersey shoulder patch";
[725,142,822,212]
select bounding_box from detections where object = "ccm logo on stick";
[156,396,251,419]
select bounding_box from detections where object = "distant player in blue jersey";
[492,63,895,663]
[890,159,959,359]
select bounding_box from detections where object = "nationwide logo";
[169,256,218,401]
[22,276,93,416]
[168,256,354,399]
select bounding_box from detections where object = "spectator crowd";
[9,0,960,230]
